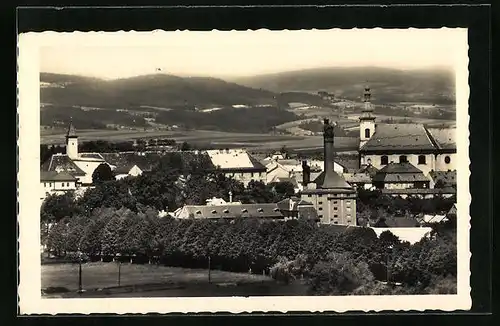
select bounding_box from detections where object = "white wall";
[359,120,375,148]
[225,171,267,187]
[40,180,77,200]
[361,153,435,175]
[434,153,457,171]
[73,160,110,184]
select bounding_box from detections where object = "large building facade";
[358,87,457,177]
[300,119,357,226]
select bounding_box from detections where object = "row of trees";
[44,205,457,295]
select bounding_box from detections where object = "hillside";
[41,73,277,108]
[231,67,456,105]
[40,73,301,133]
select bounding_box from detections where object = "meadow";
[41,262,306,298]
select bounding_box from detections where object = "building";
[300,119,357,226]
[428,170,457,189]
[372,162,430,190]
[40,171,78,201]
[174,201,284,220]
[276,197,319,221]
[41,122,109,185]
[358,87,456,176]
[206,149,267,186]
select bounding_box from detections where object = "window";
[223,209,230,214]
[257,208,264,213]
[318,215,323,218]
[418,155,426,165]
[251,172,254,177]
[61,183,64,187]
[308,194,312,197]
[241,209,248,213]
[365,128,370,138]
[43,183,46,187]
[334,221,338,225]
[367,158,372,165]
[318,207,323,211]
[318,201,323,205]
[445,156,451,164]
[211,210,217,214]
[49,183,52,187]
[333,200,338,204]
[334,214,338,218]
[318,194,322,197]
[381,156,389,165]
[399,155,408,163]
[334,207,338,211]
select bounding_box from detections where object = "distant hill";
[231,67,456,105]
[40,72,277,108]
[40,73,300,133]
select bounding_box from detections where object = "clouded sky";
[39,29,467,79]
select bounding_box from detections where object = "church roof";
[176,203,284,220]
[66,121,77,138]
[41,154,86,176]
[429,170,457,187]
[426,128,457,150]
[360,123,452,153]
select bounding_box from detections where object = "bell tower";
[66,119,79,160]
[359,86,376,149]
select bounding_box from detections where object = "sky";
[39,29,467,80]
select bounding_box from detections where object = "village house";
[372,162,431,190]
[206,149,267,187]
[300,119,357,226]
[40,171,78,201]
[358,86,457,176]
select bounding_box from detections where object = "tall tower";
[359,86,376,149]
[323,118,335,174]
[66,120,79,160]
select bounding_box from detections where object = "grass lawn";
[41,262,310,298]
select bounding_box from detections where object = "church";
[358,86,456,177]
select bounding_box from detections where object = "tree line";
[44,205,457,295]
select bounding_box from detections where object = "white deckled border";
[17,29,471,314]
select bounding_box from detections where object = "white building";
[206,149,267,187]
[40,171,78,201]
[358,87,456,177]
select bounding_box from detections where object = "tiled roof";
[41,154,86,176]
[79,153,105,160]
[335,156,360,172]
[360,124,436,152]
[40,170,78,181]
[343,172,372,184]
[447,203,457,216]
[207,149,266,172]
[373,162,428,183]
[373,217,420,228]
[113,164,139,174]
[358,164,379,177]
[100,152,163,172]
[313,169,356,190]
[177,203,284,219]
[380,187,456,195]
[427,128,456,150]
[377,162,423,174]
[429,170,457,187]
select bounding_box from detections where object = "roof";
[269,176,299,187]
[358,164,379,177]
[371,227,432,245]
[373,217,420,228]
[66,121,77,138]
[40,171,78,182]
[312,169,356,191]
[79,153,105,160]
[343,172,372,184]
[206,149,266,172]
[373,162,429,183]
[380,187,456,195]
[447,203,457,216]
[176,203,284,219]
[429,170,457,187]
[113,164,140,174]
[427,128,456,150]
[100,152,163,172]
[41,154,86,176]
[420,214,449,223]
[360,123,454,153]
[335,156,360,172]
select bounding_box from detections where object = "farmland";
[40,128,360,152]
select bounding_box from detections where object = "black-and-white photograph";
[18,28,470,313]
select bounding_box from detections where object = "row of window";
[43,182,73,187]
[378,155,451,165]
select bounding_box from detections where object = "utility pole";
[77,248,83,294]
[118,260,122,287]
[208,255,211,284]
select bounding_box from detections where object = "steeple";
[65,119,79,160]
[359,85,376,149]
[66,119,77,139]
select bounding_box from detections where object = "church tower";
[66,120,79,160]
[359,86,376,149]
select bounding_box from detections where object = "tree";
[92,163,114,184]
[180,141,191,151]
[41,191,79,223]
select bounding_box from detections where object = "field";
[42,262,307,298]
[40,128,360,152]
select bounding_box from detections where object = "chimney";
[323,119,335,174]
[302,160,310,185]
